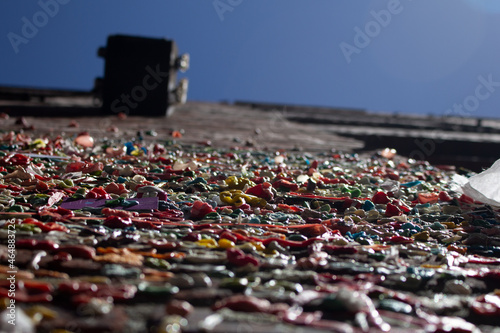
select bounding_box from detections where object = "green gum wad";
[340,185,361,198]
[72,188,88,199]
[55,179,74,188]
[144,257,171,270]
[137,282,179,296]
[29,194,50,206]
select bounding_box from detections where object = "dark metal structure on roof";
[0,34,189,117]
[98,35,189,116]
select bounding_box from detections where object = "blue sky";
[1,0,500,118]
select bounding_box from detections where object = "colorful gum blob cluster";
[0,132,499,332]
